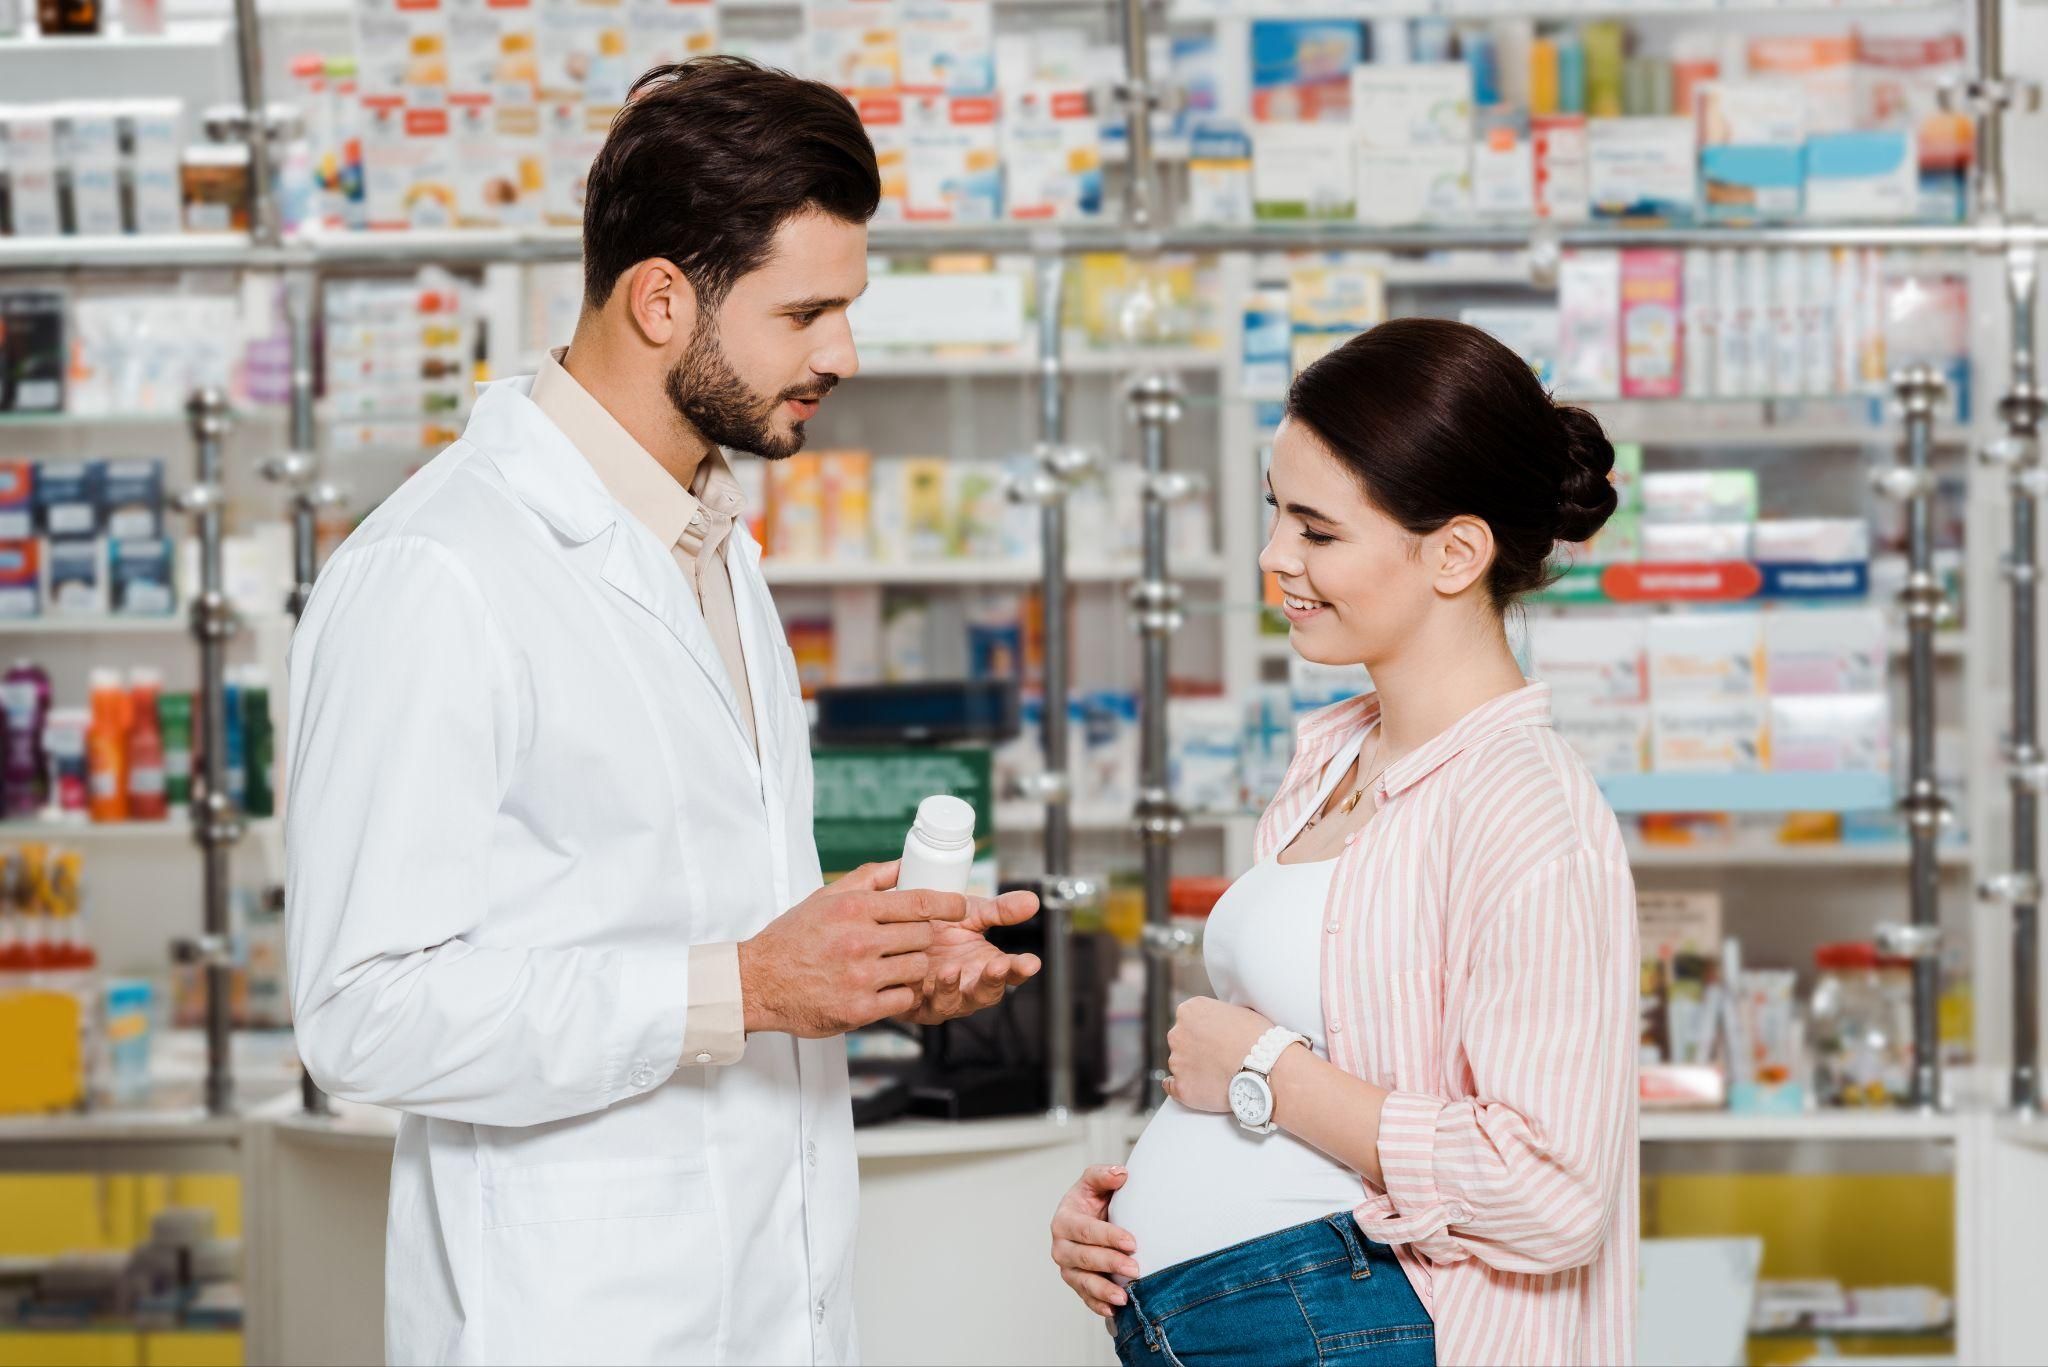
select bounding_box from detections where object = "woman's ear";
[1432,516,1495,597]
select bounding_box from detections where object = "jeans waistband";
[1112,1212,1398,1354]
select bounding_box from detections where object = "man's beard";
[663,318,836,461]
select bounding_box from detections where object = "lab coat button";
[806,1139,818,1165]
[814,1300,826,1324]
[629,1063,655,1088]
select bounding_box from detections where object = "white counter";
[250,1101,1137,1367]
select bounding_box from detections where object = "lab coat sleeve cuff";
[681,942,746,1067]
[608,948,697,1102]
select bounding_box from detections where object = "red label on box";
[1603,562,1762,602]
[405,107,451,137]
[950,97,999,126]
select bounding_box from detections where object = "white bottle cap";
[912,794,976,850]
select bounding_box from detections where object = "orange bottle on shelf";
[126,671,168,822]
[86,670,129,825]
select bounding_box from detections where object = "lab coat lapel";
[595,522,757,757]
[473,377,758,759]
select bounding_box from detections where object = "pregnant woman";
[1050,318,1639,1366]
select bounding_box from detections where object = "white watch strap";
[1242,1025,1309,1077]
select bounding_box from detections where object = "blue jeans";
[1111,1213,1435,1367]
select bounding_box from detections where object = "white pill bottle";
[898,794,976,894]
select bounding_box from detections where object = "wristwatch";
[1230,1026,1310,1135]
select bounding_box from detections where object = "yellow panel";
[0,990,84,1114]
[0,1331,141,1366]
[0,1178,104,1257]
[140,1332,243,1367]
[1643,1173,1953,1292]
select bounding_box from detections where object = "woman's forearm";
[1269,1045,1390,1189]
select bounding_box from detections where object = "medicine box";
[1352,62,1472,149]
[1471,125,1535,218]
[858,96,910,222]
[1353,144,1468,226]
[1557,250,1621,400]
[1620,249,1683,399]
[46,538,106,616]
[1804,130,1917,221]
[0,110,61,238]
[1642,522,1752,564]
[1255,125,1357,221]
[58,104,123,237]
[0,464,34,540]
[904,95,1001,223]
[1641,470,1759,524]
[1653,697,1767,773]
[1533,114,1590,223]
[1700,144,1803,224]
[899,0,994,96]
[104,460,165,541]
[0,291,65,413]
[1752,517,1870,564]
[1528,615,1647,704]
[121,100,185,236]
[1763,606,1886,695]
[36,461,105,539]
[1586,116,1697,220]
[1767,693,1888,773]
[0,541,39,618]
[1002,86,1101,221]
[1554,705,1649,776]
[1648,612,1764,701]
[110,538,176,617]
[1460,306,1559,388]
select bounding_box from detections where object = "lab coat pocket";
[479,1156,724,1364]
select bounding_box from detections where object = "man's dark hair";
[581,56,881,312]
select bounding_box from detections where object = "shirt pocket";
[1384,967,1444,1095]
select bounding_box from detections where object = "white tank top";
[1109,731,1373,1279]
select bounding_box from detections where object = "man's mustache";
[779,374,840,405]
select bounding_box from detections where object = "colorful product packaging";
[1653,697,1767,773]
[110,539,176,617]
[1556,249,1622,400]
[121,99,185,236]
[1648,611,1764,700]
[858,95,909,222]
[1352,144,1468,226]
[803,0,899,94]
[0,465,34,541]
[1586,115,1696,220]
[1641,470,1759,525]
[1620,249,1683,399]
[57,104,123,236]
[899,0,993,95]
[1641,522,1752,564]
[1529,615,1647,704]
[1254,125,1356,221]
[47,539,106,616]
[1804,130,1918,221]
[818,451,872,562]
[904,94,1001,222]
[0,110,61,237]
[1003,86,1101,221]
[1186,122,1253,225]
[103,460,164,541]
[1250,19,1361,124]
[36,461,104,539]
[1351,62,1472,148]
[0,541,39,618]
[767,454,826,561]
[1763,606,1885,695]
[1767,693,1889,773]
[1532,113,1590,222]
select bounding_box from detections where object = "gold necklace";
[1302,732,1386,833]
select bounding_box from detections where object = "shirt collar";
[530,347,747,555]
[1297,681,1554,801]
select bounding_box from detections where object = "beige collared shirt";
[531,347,747,1067]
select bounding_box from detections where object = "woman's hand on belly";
[1164,997,1275,1114]
[1050,1166,1140,1318]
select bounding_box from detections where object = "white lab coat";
[285,376,858,1366]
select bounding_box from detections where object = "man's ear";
[620,258,696,348]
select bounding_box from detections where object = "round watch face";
[1230,1073,1269,1126]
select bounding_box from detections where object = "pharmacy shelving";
[0,616,190,636]
[0,817,278,842]
[856,346,1223,379]
[761,553,1230,588]
[1639,1109,1962,1144]
[0,19,231,51]
[1624,839,1971,873]
[995,801,1256,836]
[1599,771,1894,815]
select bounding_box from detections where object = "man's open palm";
[904,887,1042,1024]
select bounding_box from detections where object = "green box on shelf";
[1535,563,1609,604]
[1611,442,1643,513]
[810,746,992,878]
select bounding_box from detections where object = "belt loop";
[1128,1285,1160,1351]
[1326,1212,1373,1280]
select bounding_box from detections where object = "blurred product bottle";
[36,0,98,35]
[0,660,51,818]
[42,708,89,816]
[159,692,193,812]
[241,669,274,819]
[86,669,129,824]
[222,675,246,810]
[127,670,167,822]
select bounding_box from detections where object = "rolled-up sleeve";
[1362,851,1637,1276]
[285,535,697,1127]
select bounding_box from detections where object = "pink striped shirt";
[1256,681,1639,1365]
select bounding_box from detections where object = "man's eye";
[791,310,822,327]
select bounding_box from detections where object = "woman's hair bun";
[1552,404,1618,545]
